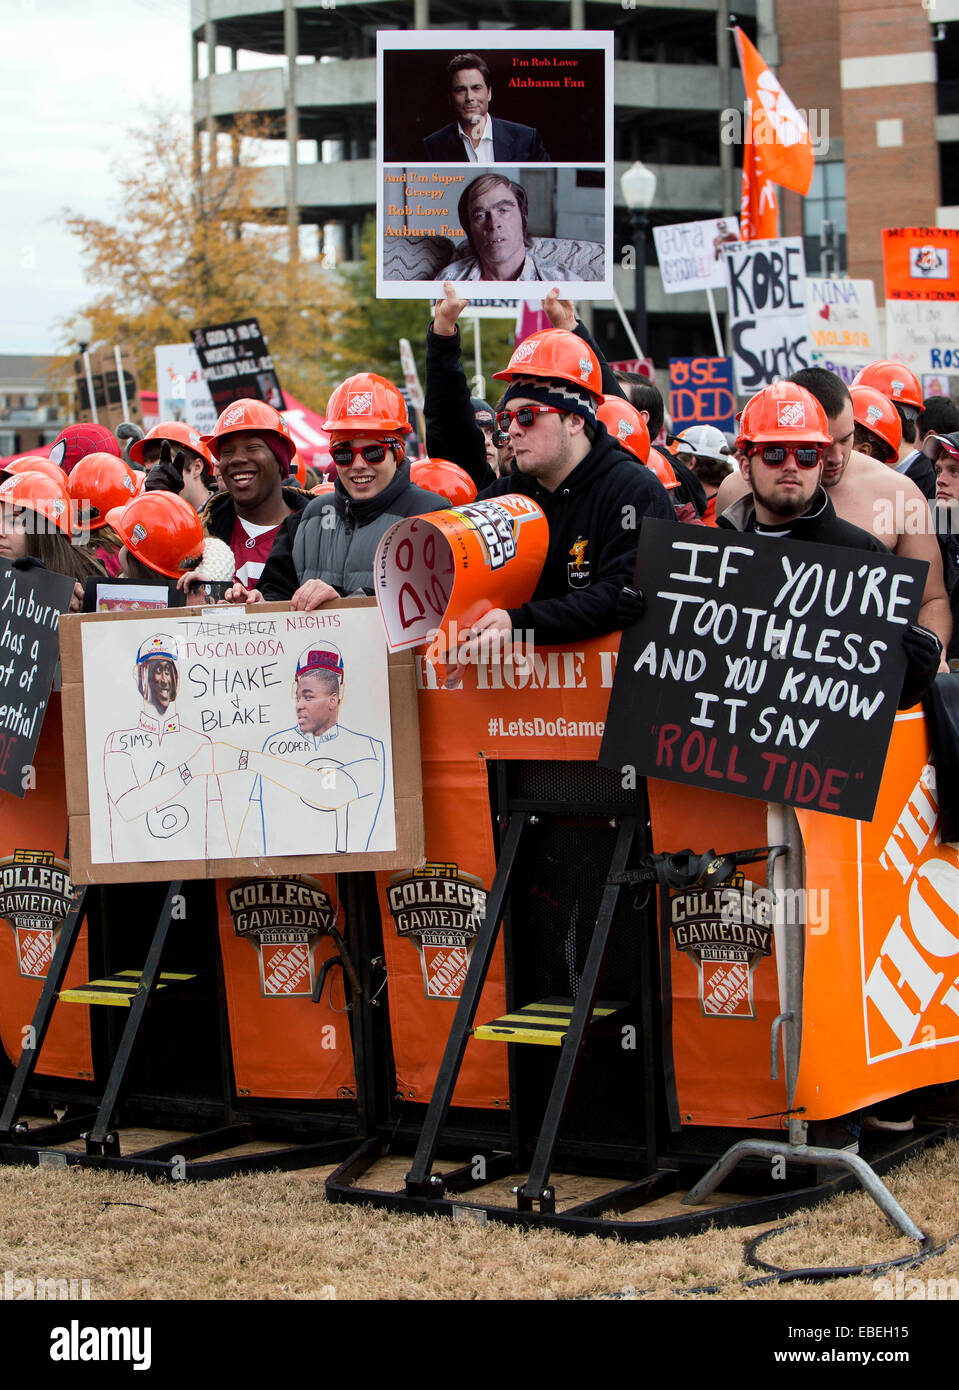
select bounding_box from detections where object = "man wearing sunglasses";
[720,380,942,704]
[237,373,448,609]
[718,381,889,550]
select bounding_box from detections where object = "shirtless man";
[716,367,952,656]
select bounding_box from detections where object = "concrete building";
[191,0,754,364]
[0,357,74,459]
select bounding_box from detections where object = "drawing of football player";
[232,642,385,856]
[103,633,230,860]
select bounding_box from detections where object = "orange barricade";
[0,694,93,1080]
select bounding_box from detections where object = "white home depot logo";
[777,400,805,428]
[346,390,372,415]
[511,340,537,365]
[863,762,959,1061]
[222,404,246,428]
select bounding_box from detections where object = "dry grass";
[0,1139,957,1301]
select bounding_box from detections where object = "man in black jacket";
[422,53,549,163]
[449,328,674,664]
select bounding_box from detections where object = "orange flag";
[734,27,814,197]
[740,137,779,241]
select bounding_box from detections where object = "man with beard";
[715,367,952,656]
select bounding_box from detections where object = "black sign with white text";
[599,521,927,821]
[191,317,284,414]
[0,564,76,798]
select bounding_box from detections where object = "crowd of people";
[4,285,959,1143]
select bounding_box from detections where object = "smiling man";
[144,399,312,591]
[231,373,448,609]
[422,53,549,163]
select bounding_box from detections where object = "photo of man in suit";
[422,53,550,164]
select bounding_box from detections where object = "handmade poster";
[653,216,740,294]
[65,603,407,875]
[190,318,284,414]
[374,498,547,655]
[154,343,218,433]
[0,564,75,798]
[883,226,959,303]
[806,277,881,380]
[377,30,614,301]
[668,357,737,434]
[599,520,926,821]
[885,299,959,376]
[724,236,811,395]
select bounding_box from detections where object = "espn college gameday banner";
[795,712,959,1119]
[0,695,93,1079]
[376,757,507,1108]
[647,779,787,1129]
[216,874,356,1100]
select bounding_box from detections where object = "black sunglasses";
[331,443,390,467]
[756,444,823,468]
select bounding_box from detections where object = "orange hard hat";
[852,361,923,411]
[850,384,903,462]
[647,452,680,491]
[323,373,410,435]
[310,481,336,496]
[736,381,831,448]
[205,399,295,475]
[68,452,141,529]
[1,456,68,486]
[493,329,603,400]
[596,396,651,464]
[0,469,73,537]
[107,492,204,579]
[129,420,215,467]
[290,451,307,488]
[410,458,478,506]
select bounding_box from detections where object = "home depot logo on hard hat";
[777,400,805,429]
[512,340,537,364]
[347,390,373,415]
[222,404,247,428]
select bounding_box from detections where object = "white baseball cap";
[677,424,730,464]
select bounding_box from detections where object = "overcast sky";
[1,0,193,356]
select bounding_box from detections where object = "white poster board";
[154,343,218,433]
[376,30,614,301]
[806,277,881,385]
[725,237,810,396]
[653,216,740,294]
[78,605,395,867]
[885,300,959,376]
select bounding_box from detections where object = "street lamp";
[620,160,658,361]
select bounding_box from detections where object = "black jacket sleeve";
[500,471,674,645]
[574,318,627,401]
[257,513,304,601]
[424,324,497,490]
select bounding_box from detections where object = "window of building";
[802,161,846,275]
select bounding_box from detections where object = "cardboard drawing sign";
[59,600,425,883]
[154,343,218,433]
[374,498,548,656]
[599,520,925,821]
[376,30,614,301]
[653,216,740,294]
[724,236,811,395]
[0,564,75,798]
[190,318,284,414]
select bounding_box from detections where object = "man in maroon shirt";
[145,398,311,586]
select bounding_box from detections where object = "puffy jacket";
[258,464,449,600]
